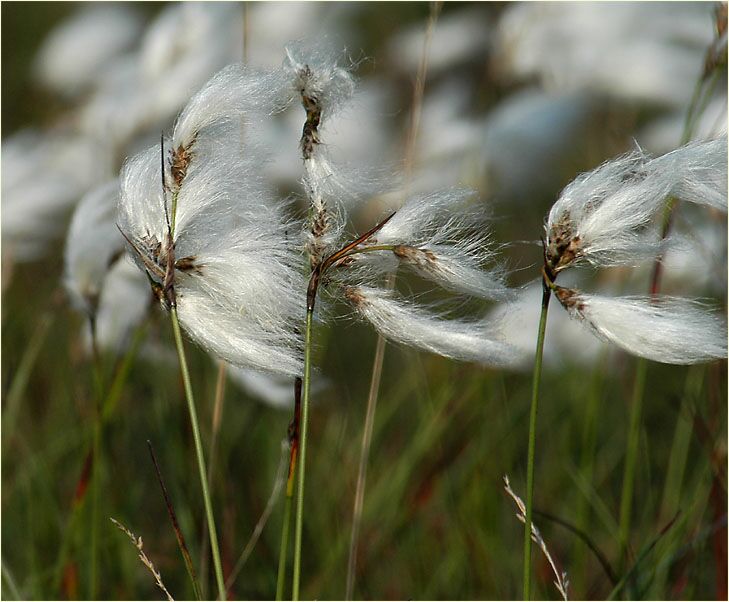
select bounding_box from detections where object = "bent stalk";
[170,307,226,600]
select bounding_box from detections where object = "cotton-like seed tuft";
[545,136,728,273]
[345,286,523,367]
[555,288,727,364]
[369,189,510,299]
[118,67,306,377]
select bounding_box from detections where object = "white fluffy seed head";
[283,42,356,118]
[546,149,667,271]
[64,179,124,315]
[118,66,306,377]
[344,286,523,367]
[172,64,290,150]
[546,137,728,273]
[555,288,728,364]
[651,136,728,212]
[367,189,510,300]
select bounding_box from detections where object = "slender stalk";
[200,360,228,597]
[292,309,314,600]
[345,319,388,599]
[276,494,294,600]
[618,359,647,571]
[277,378,301,600]
[523,283,551,600]
[169,306,226,600]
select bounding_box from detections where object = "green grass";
[2,261,726,599]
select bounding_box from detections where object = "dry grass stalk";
[503,475,569,601]
[110,518,174,601]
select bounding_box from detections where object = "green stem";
[618,358,647,571]
[170,307,226,601]
[345,324,388,600]
[523,285,551,600]
[276,491,294,600]
[292,309,313,600]
[199,361,228,599]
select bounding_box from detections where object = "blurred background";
[2,2,727,600]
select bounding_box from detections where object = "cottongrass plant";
[278,43,523,599]
[118,63,307,600]
[522,134,728,598]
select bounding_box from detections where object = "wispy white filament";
[346,286,522,367]
[371,189,510,299]
[651,137,728,212]
[557,290,727,365]
[546,136,728,270]
[283,43,360,264]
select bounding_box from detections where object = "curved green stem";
[523,285,551,600]
[170,307,226,600]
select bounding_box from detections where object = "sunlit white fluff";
[283,42,355,118]
[651,137,728,212]
[369,189,510,299]
[545,137,728,272]
[33,4,143,98]
[283,43,359,265]
[546,150,667,270]
[2,128,100,262]
[64,179,124,315]
[118,68,305,376]
[345,286,522,367]
[555,289,727,364]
